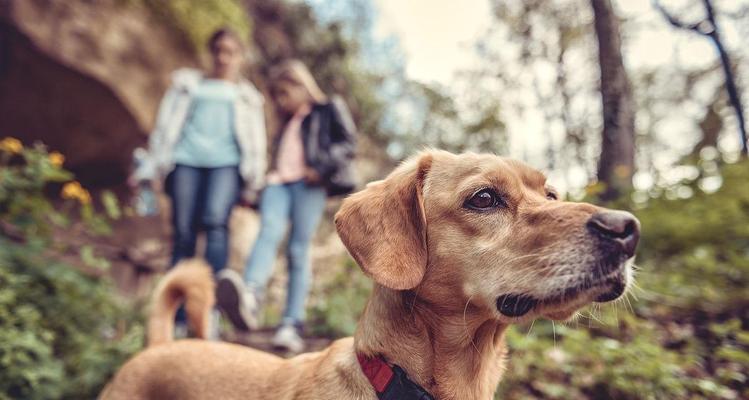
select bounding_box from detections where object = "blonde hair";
[269,59,327,104]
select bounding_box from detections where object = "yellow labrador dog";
[102,150,640,400]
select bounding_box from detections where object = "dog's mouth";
[496,294,537,317]
[495,268,628,318]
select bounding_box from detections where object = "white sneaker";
[216,269,259,331]
[271,323,305,353]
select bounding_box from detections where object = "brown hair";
[269,59,327,104]
[207,28,242,52]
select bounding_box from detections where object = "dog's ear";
[335,153,432,290]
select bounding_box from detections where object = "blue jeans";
[169,164,240,273]
[243,181,327,325]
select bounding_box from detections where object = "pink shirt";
[267,105,311,184]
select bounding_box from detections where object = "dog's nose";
[586,211,640,257]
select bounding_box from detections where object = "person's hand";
[304,168,321,185]
[240,189,261,210]
[238,198,258,209]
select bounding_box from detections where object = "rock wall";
[0,0,196,185]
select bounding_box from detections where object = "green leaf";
[79,245,111,271]
[101,190,122,220]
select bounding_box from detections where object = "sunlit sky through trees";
[307,0,748,196]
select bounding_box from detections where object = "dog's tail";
[147,258,215,347]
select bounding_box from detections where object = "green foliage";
[0,265,63,400]
[0,141,71,238]
[0,240,144,399]
[635,160,749,313]
[496,312,746,399]
[497,315,696,399]
[0,140,143,399]
[308,258,372,337]
[126,0,252,53]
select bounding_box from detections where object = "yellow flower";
[49,151,65,167]
[62,181,83,199]
[0,137,23,154]
[81,193,92,205]
[62,181,92,205]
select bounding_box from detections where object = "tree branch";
[652,0,748,156]
[652,0,707,35]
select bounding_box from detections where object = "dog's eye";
[465,189,502,210]
[546,191,558,200]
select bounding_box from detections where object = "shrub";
[0,240,143,399]
[0,138,143,399]
[497,315,695,399]
[635,161,749,314]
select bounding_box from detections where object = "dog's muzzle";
[495,211,640,318]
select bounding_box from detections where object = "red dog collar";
[357,354,434,400]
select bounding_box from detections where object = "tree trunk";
[590,0,635,201]
[702,0,747,157]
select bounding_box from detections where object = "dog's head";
[335,150,640,323]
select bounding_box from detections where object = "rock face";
[0,0,196,185]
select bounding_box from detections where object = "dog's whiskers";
[552,321,557,348]
[628,279,643,302]
[526,318,537,338]
[623,292,635,314]
[587,304,604,325]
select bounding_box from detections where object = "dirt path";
[223,328,334,356]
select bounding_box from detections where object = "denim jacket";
[143,68,267,201]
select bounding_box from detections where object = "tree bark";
[591,0,636,201]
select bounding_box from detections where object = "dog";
[102,150,640,400]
